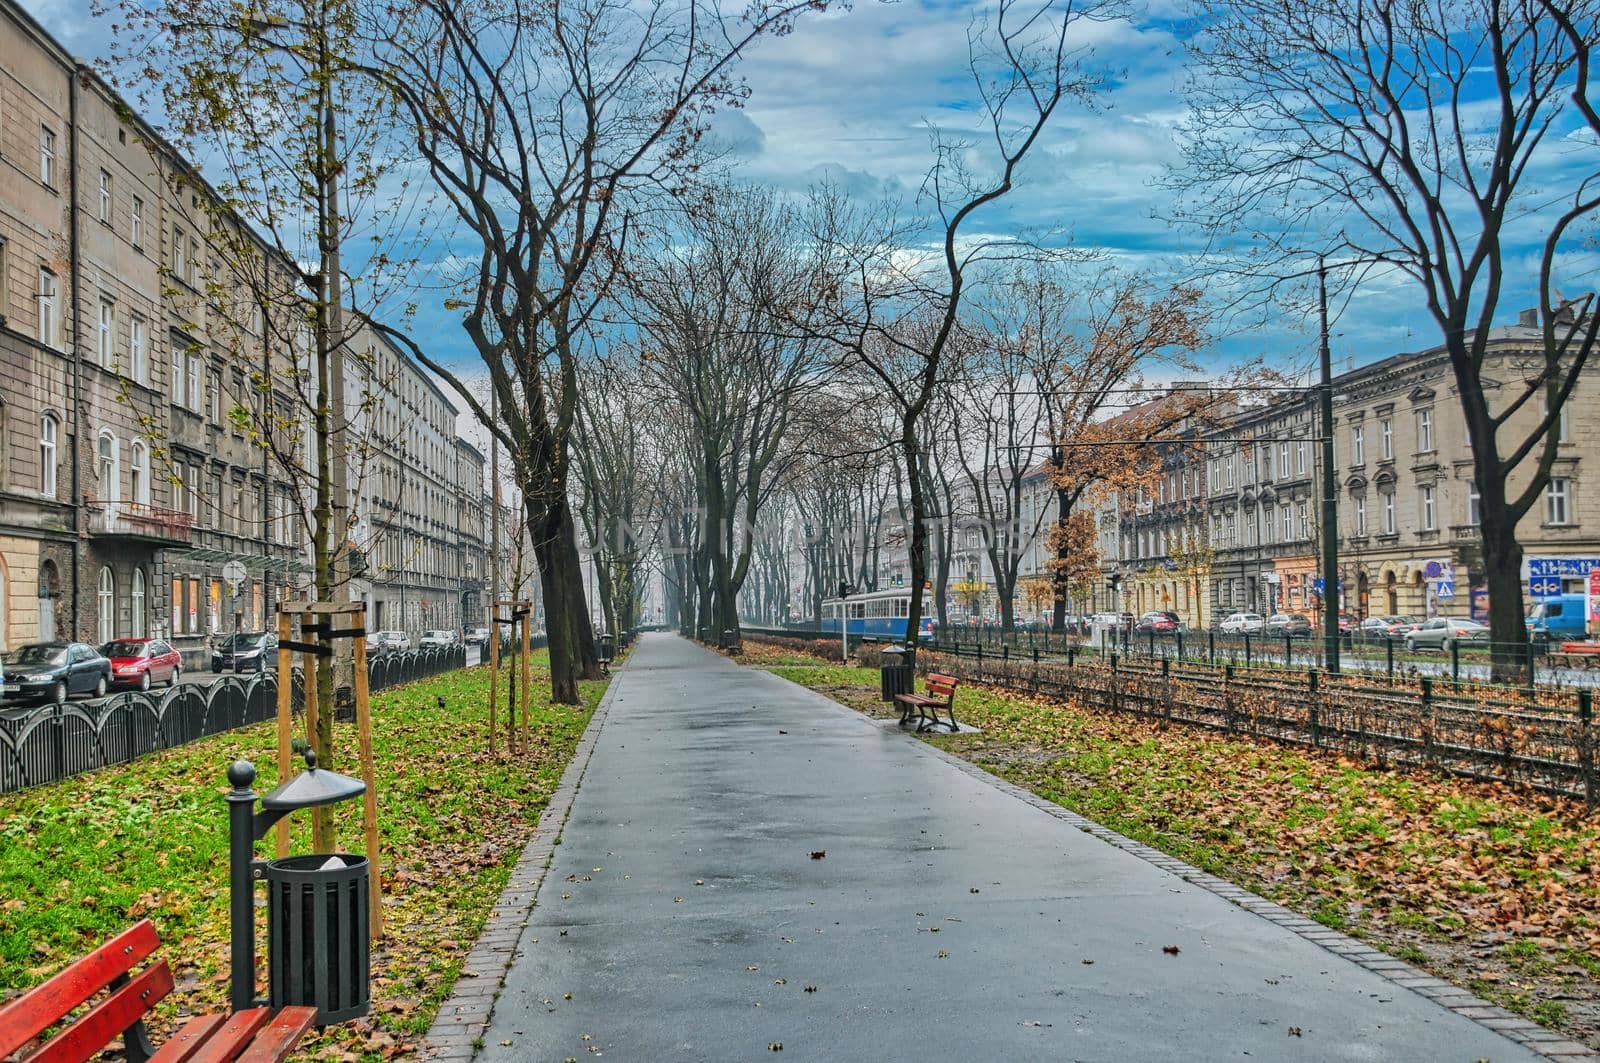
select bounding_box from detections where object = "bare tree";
[625,187,823,645]
[801,0,1117,657]
[354,0,828,700]
[1175,0,1600,678]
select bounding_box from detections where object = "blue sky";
[22,0,1600,392]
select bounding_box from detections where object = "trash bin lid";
[261,749,367,810]
[881,645,906,657]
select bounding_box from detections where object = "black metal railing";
[0,646,466,795]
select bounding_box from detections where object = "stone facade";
[0,0,492,659]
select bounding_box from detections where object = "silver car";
[1404,617,1489,652]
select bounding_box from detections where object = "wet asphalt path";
[478,632,1540,1062]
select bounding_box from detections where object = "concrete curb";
[764,664,1600,1063]
[419,661,626,1062]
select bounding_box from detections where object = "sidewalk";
[473,633,1555,1061]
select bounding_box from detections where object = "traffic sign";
[222,560,247,591]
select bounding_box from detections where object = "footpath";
[457,633,1561,1061]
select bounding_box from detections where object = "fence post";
[1110,652,1120,714]
[1420,676,1435,766]
[1068,644,1077,669]
[1451,639,1461,692]
[1148,630,1156,657]
[1208,630,1215,664]
[1386,639,1395,684]
[1161,657,1173,723]
[1223,664,1235,733]
[1307,670,1321,748]
[1032,644,1039,664]
[1284,633,1293,668]
[1524,640,1537,701]
[1002,644,1009,662]
[51,704,66,783]
[1176,630,1184,660]
[1244,633,1252,669]
[1580,689,1595,809]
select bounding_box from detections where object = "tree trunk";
[530,498,598,704]
[1479,508,1531,683]
[902,418,927,662]
[1051,486,1070,630]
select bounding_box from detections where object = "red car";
[101,638,183,691]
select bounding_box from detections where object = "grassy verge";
[0,655,606,1060]
[739,637,1600,1050]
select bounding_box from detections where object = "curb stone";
[419,660,626,1062]
[765,664,1600,1063]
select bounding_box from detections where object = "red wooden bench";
[0,919,315,1063]
[894,673,961,733]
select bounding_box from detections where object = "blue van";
[1527,593,1589,645]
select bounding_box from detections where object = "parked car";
[464,627,491,646]
[1264,613,1313,637]
[1527,593,1589,646]
[1135,610,1182,634]
[1360,615,1420,641]
[211,632,277,673]
[2,642,111,704]
[373,630,413,654]
[1218,612,1265,634]
[102,638,182,691]
[419,630,458,649]
[1405,617,1491,652]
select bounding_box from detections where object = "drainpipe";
[68,64,84,640]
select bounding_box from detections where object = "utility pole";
[1318,259,1342,675]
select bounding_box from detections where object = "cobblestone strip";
[420,666,625,1062]
[826,688,1600,1062]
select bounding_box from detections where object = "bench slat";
[0,920,160,1059]
[27,959,173,1063]
[146,1014,230,1063]
[182,1007,272,1063]
[232,1007,317,1063]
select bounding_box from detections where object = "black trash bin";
[264,853,371,1022]
[880,645,913,702]
[599,633,616,664]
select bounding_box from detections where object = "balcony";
[87,501,194,545]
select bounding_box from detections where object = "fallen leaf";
[1162,945,1181,955]
[809,850,826,860]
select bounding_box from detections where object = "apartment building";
[0,0,494,659]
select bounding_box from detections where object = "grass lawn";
[0,655,606,1060]
[739,637,1600,1050]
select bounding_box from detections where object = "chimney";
[1519,307,1539,328]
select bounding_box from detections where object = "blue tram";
[819,589,935,641]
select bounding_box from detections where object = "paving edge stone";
[774,669,1600,1063]
[419,660,626,1062]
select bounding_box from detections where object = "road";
[2,643,486,718]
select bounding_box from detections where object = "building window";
[130,440,150,505]
[0,239,8,320]
[1467,481,1481,526]
[173,344,187,407]
[39,126,56,187]
[131,197,143,248]
[37,269,58,346]
[1278,442,1290,479]
[1380,418,1393,460]
[1281,502,1292,542]
[98,299,114,367]
[1546,477,1572,525]
[1296,501,1309,540]
[97,430,120,502]
[189,354,202,411]
[1416,408,1434,453]
[98,170,112,223]
[1297,441,1308,476]
[189,237,200,286]
[174,227,187,281]
[1544,396,1572,443]
[1352,426,1365,466]
[98,567,116,643]
[130,568,146,638]
[170,576,182,635]
[1420,485,1436,530]
[1354,495,1367,536]
[1382,490,1396,534]
[130,315,147,383]
[39,414,58,497]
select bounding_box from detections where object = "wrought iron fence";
[743,629,1599,804]
[0,646,466,795]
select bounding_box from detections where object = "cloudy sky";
[20,0,1600,393]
